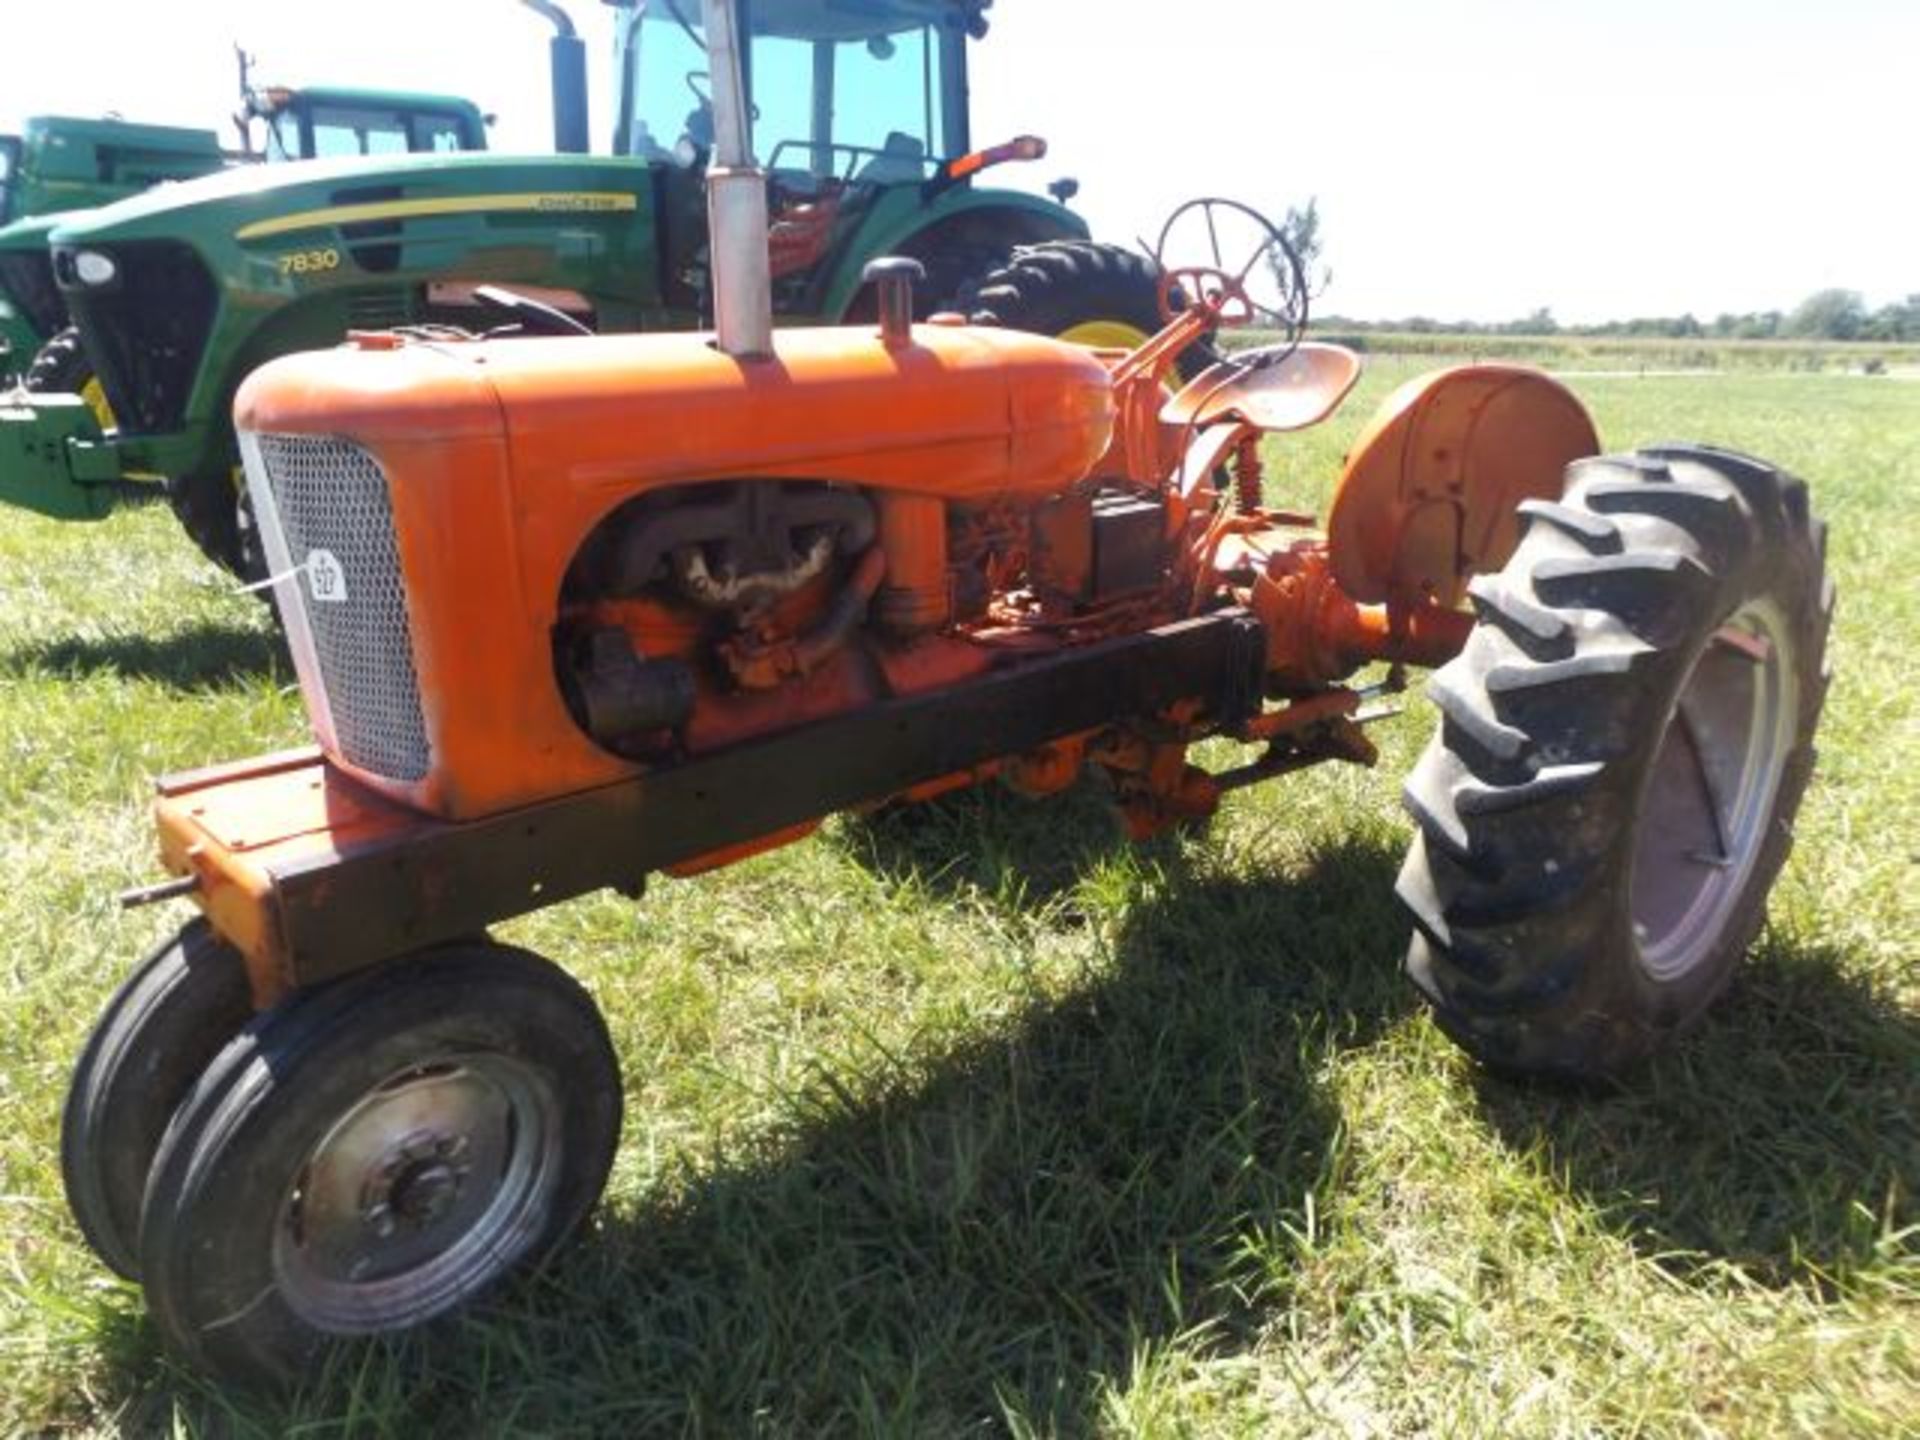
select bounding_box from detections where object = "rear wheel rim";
[1631,597,1797,983]
[271,1053,563,1333]
[1056,319,1150,350]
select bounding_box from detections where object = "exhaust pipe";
[521,0,590,154]
[700,0,774,359]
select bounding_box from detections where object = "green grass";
[0,361,1914,1436]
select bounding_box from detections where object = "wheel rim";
[1631,597,1798,983]
[1056,320,1150,351]
[272,1053,563,1334]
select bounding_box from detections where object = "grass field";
[1225,330,1920,377]
[0,359,1914,1436]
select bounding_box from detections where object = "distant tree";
[1861,294,1920,342]
[1265,197,1329,310]
[1785,288,1868,340]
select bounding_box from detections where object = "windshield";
[0,136,18,225]
[614,0,972,180]
[266,104,476,162]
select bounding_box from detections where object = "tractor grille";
[60,241,215,433]
[251,434,430,782]
[0,250,63,339]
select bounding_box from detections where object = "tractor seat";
[856,131,927,184]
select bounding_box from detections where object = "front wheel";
[138,941,623,1385]
[24,326,115,433]
[60,920,255,1279]
[1396,445,1832,1081]
[165,465,265,583]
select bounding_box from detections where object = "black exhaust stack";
[521,1,590,154]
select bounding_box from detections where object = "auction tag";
[306,549,348,604]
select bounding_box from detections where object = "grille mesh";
[256,435,430,782]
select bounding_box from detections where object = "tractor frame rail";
[154,611,1266,1005]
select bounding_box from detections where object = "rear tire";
[1396,445,1832,1081]
[966,240,1218,380]
[139,941,622,1386]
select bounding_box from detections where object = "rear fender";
[1327,365,1600,607]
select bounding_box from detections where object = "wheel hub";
[1631,597,1798,984]
[359,1127,472,1236]
[272,1055,562,1333]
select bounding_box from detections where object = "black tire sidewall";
[966,241,1219,381]
[1402,448,1832,1080]
[59,919,253,1279]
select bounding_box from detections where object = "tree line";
[1318,289,1920,343]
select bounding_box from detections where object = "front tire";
[1396,445,1832,1081]
[60,920,255,1279]
[138,942,622,1385]
[25,325,115,433]
[165,466,264,582]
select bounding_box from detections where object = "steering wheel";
[1151,197,1308,335]
[686,71,760,122]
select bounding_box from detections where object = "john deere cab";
[1,0,1179,582]
[241,84,490,163]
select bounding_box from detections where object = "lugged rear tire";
[966,239,1218,380]
[1396,444,1833,1081]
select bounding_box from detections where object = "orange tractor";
[68,0,1831,1385]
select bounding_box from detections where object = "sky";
[3,0,1914,324]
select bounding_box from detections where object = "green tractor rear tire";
[1396,446,1832,1081]
[965,240,1218,380]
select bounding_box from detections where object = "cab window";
[752,24,944,181]
[627,7,710,163]
[412,113,471,154]
[308,106,411,159]
[622,2,954,179]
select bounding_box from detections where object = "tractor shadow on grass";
[116,816,1418,1435]
[833,777,1175,911]
[2,622,288,692]
[1474,933,1919,1290]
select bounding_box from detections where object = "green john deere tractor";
[1,79,490,397]
[0,0,1185,579]
[0,117,229,381]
